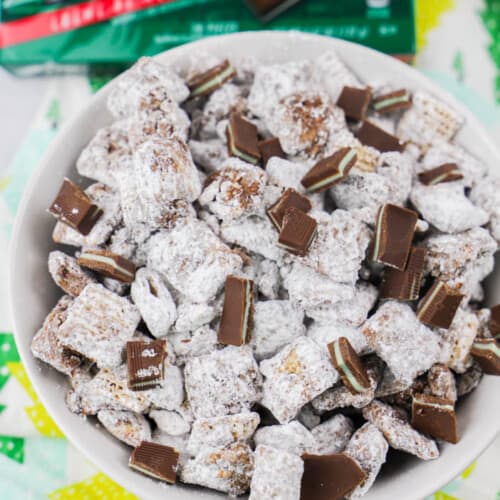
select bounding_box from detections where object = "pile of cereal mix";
[32,51,500,499]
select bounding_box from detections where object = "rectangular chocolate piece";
[418,163,463,185]
[246,0,300,21]
[49,178,103,236]
[371,204,418,271]
[470,339,500,375]
[411,394,458,444]
[417,281,463,329]
[267,188,312,230]
[187,59,236,98]
[127,340,166,391]
[218,276,254,346]
[227,112,261,165]
[380,247,426,301]
[490,305,500,336]
[372,89,412,114]
[356,120,404,152]
[78,249,136,283]
[278,207,317,257]
[301,453,367,500]
[337,86,372,121]
[258,137,285,167]
[301,147,357,193]
[129,441,179,483]
[328,337,370,394]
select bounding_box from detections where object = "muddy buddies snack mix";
[32,50,500,497]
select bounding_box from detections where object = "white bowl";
[9,32,500,500]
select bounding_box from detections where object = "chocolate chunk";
[49,178,103,235]
[227,112,261,165]
[277,207,317,257]
[129,441,179,483]
[301,147,357,193]
[337,86,372,121]
[267,188,312,230]
[418,163,463,185]
[187,59,236,98]
[246,0,300,21]
[380,247,426,301]
[218,276,254,346]
[489,305,500,336]
[470,339,500,375]
[411,393,458,444]
[371,204,418,271]
[417,281,463,329]
[301,453,367,500]
[328,337,370,394]
[372,89,412,114]
[78,249,136,283]
[127,339,166,391]
[258,137,285,166]
[356,120,404,152]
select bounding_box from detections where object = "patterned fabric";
[1,1,499,498]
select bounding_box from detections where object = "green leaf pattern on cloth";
[0,436,24,464]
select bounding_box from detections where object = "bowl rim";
[9,30,500,499]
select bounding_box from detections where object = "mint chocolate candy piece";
[218,276,254,346]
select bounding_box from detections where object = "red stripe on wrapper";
[0,0,174,48]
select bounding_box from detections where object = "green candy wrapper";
[0,0,415,73]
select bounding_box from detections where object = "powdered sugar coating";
[173,302,216,333]
[68,365,149,415]
[97,410,151,447]
[169,326,218,366]
[131,267,176,338]
[307,323,371,358]
[362,400,439,460]
[313,50,363,102]
[76,120,132,189]
[251,300,305,360]
[48,250,96,297]
[427,364,457,401]
[305,281,377,327]
[310,414,354,455]
[180,442,254,496]
[249,445,303,500]
[187,412,260,456]
[470,174,500,242]
[330,152,413,225]
[58,284,140,369]
[311,364,380,413]
[260,337,338,424]
[188,139,228,173]
[423,227,497,300]
[456,364,483,397]
[345,423,389,499]
[410,181,488,234]
[184,346,262,419]
[199,158,267,221]
[149,409,192,436]
[282,262,355,309]
[31,296,81,375]
[107,57,188,118]
[254,421,316,456]
[297,209,371,284]
[134,138,201,206]
[220,215,284,262]
[439,307,479,374]
[361,302,442,385]
[397,90,464,150]
[265,91,345,159]
[147,219,242,303]
[248,60,312,119]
